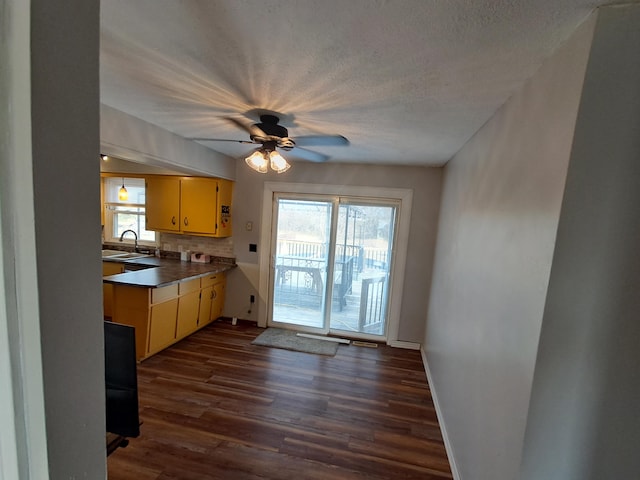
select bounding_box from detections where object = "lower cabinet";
[199,273,226,327]
[103,262,125,318]
[198,285,213,326]
[111,272,226,360]
[147,283,180,356]
[176,279,201,339]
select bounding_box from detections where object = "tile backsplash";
[159,232,234,259]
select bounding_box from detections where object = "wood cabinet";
[212,278,226,321]
[198,285,214,327]
[111,285,152,359]
[111,272,226,360]
[199,273,226,326]
[112,283,179,359]
[148,296,179,354]
[145,176,181,232]
[176,279,201,339]
[180,177,217,234]
[145,176,233,237]
[103,261,125,318]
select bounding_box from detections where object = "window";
[103,177,157,245]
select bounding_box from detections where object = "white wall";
[0,1,49,478]
[226,161,442,342]
[424,14,596,480]
[29,1,106,477]
[101,104,237,180]
[520,5,640,478]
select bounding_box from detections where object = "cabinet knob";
[183,217,188,226]
[171,216,176,225]
[210,291,214,299]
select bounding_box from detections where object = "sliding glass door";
[329,201,395,336]
[269,194,397,339]
[270,197,333,330]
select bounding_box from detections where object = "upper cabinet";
[145,176,233,237]
[145,176,181,232]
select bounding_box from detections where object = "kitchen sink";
[102,249,126,258]
[114,252,151,259]
[102,250,151,259]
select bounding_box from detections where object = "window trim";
[102,177,158,247]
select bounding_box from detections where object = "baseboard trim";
[388,340,420,350]
[421,347,462,480]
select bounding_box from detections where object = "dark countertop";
[103,257,235,288]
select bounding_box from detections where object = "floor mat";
[251,328,339,356]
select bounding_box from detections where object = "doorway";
[258,182,413,344]
[267,194,398,339]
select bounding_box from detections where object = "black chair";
[104,321,140,453]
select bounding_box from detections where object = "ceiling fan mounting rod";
[262,140,278,152]
[252,115,289,141]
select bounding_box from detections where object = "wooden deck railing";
[274,255,355,311]
[277,240,388,273]
[359,274,387,332]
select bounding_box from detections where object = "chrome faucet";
[119,229,138,252]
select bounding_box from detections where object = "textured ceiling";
[100,0,619,167]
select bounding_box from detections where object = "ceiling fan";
[190,113,349,173]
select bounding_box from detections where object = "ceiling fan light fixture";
[245,150,268,173]
[269,150,291,174]
[198,113,347,170]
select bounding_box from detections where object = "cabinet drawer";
[201,273,223,288]
[151,284,178,304]
[179,278,200,295]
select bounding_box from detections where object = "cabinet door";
[148,298,178,354]
[180,177,217,235]
[146,176,181,232]
[176,290,201,339]
[198,286,214,326]
[211,279,226,321]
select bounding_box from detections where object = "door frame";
[258,182,413,345]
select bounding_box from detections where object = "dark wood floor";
[107,319,452,479]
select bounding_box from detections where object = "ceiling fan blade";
[190,138,256,144]
[225,117,267,139]
[293,135,349,147]
[289,146,330,163]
